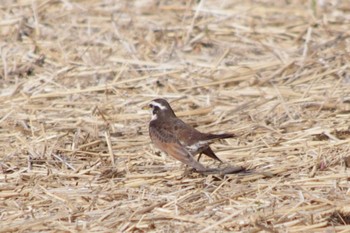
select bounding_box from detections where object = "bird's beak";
[142,104,150,110]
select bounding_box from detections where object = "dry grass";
[1,0,350,232]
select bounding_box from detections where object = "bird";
[148,98,236,172]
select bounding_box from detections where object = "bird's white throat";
[151,113,157,121]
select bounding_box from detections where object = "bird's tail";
[205,133,235,140]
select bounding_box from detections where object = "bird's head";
[149,98,176,121]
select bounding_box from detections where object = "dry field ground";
[1,0,350,232]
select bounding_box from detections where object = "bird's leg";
[197,153,203,162]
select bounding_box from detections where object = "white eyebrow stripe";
[150,101,167,110]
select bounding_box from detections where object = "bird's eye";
[152,106,160,114]
[149,104,153,108]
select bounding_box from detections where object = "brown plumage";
[148,98,235,172]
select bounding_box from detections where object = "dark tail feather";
[205,133,235,140]
[197,133,234,163]
[200,147,223,163]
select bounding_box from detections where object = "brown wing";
[149,123,206,171]
[169,118,206,145]
[170,119,234,162]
